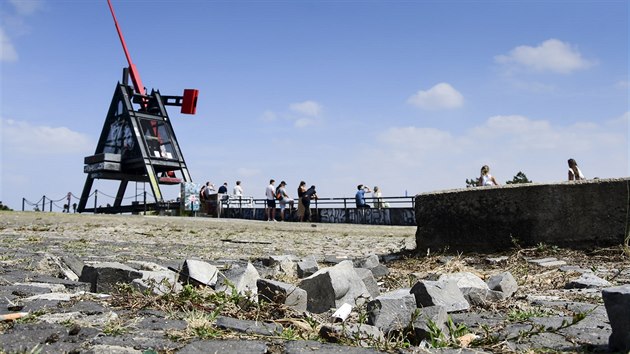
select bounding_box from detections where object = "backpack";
[276,186,283,200]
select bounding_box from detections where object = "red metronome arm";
[107,0,146,98]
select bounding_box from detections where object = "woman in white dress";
[479,165,499,186]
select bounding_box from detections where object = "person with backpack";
[301,185,318,222]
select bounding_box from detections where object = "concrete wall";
[222,207,416,226]
[415,178,630,252]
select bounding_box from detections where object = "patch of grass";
[508,307,552,322]
[103,318,133,336]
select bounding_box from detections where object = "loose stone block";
[438,272,490,305]
[257,278,307,312]
[178,339,268,354]
[299,260,370,313]
[410,280,470,312]
[297,256,319,278]
[132,269,182,295]
[602,285,630,353]
[411,305,448,342]
[354,254,380,269]
[180,259,219,287]
[565,273,611,289]
[79,262,143,293]
[487,271,518,299]
[355,268,380,299]
[366,288,416,333]
[319,323,384,346]
[215,262,260,298]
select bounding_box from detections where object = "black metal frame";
[78,80,191,213]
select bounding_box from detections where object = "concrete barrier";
[415,178,630,252]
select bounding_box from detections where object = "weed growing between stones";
[507,307,553,322]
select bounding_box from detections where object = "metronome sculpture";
[78,0,199,213]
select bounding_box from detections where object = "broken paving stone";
[319,323,384,347]
[215,262,260,298]
[284,340,386,353]
[354,254,380,269]
[179,259,219,287]
[31,275,91,292]
[366,288,416,333]
[178,339,268,354]
[257,278,307,312]
[602,285,630,353]
[486,271,518,299]
[215,315,282,336]
[297,256,319,278]
[132,269,181,295]
[564,273,611,289]
[79,262,143,293]
[485,256,509,265]
[368,264,390,279]
[528,257,567,268]
[410,280,470,312]
[411,305,448,343]
[355,268,380,299]
[299,260,370,314]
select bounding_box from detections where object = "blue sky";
[1,0,628,210]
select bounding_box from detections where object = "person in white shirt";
[265,179,277,221]
[233,180,243,196]
[479,165,499,186]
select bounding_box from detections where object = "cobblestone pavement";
[0,212,417,264]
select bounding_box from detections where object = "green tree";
[465,177,479,188]
[506,171,532,184]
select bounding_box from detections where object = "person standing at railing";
[233,181,243,196]
[276,181,294,221]
[355,184,372,208]
[301,185,318,222]
[297,181,307,221]
[373,186,384,209]
[265,179,277,222]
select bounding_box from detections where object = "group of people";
[477,158,586,187]
[354,185,387,209]
[199,180,244,201]
[265,180,317,222]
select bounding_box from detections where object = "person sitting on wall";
[479,165,499,186]
[355,184,372,208]
[568,158,585,181]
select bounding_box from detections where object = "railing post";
[143,191,147,215]
[41,196,46,212]
[49,200,52,212]
[94,190,98,214]
[22,198,25,211]
[343,198,347,223]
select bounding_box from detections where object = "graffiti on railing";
[318,208,415,226]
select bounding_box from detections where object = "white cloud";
[407,83,464,110]
[294,118,315,128]
[495,39,593,74]
[366,114,627,192]
[616,80,629,89]
[289,101,322,117]
[260,110,277,122]
[0,28,18,62]
[9,0,44,16]
[1,118,92,155]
